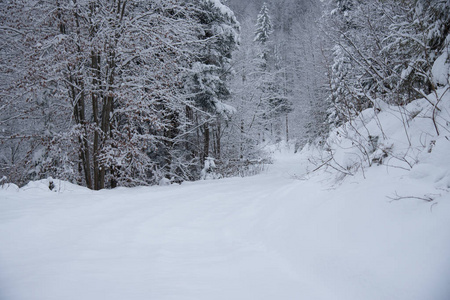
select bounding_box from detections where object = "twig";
[387,191,439,202]
[311,157,333,173]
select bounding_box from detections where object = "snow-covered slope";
[1,91,450,300]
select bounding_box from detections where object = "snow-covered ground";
[1,88,450,300]
[1,144,449,300]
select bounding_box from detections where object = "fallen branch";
[387,191,440,202]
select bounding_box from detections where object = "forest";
[1,1,450,299]
[1,0,449,189]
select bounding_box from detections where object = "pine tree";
[254,3,273,45]
[254,2,274,66]
[186,0,240,164]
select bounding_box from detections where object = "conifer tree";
[254,3,273,45]
[186,0,240,163]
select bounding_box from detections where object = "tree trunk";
[69,7,93,189]
[216,120,221,160]
[79,95,93,190]
[71,77,93,189]
[98,48,116,190]
[286,113,289,142]
[240,120,244,159]
[203,123,210,162]
[185,105,196,159]
[195,112,201,159]
[91,52,101,190]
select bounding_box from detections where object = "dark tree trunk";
[286,113,289,142]
[203,123,210,162]
[96,46,117,190]
[91,52,102,190]
[71,77,93,189]
[216,120,221,160]
[240,120,244,159]
[69,6,93,189]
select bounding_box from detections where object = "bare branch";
[387,191,439,202]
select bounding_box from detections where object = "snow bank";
[20,177,89,193]
[317,86,450,193]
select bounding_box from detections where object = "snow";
[400,65,413,80]
[1,92,450,300]
[207,0,236,20]
[324,86,450,182]
[214,100,236,118]
[431,42,449,86]
[158,177,171,186]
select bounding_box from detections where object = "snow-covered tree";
[1,0,203,188]
[254,2,273,45]
[185,0,240,164]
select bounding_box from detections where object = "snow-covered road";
[1,148,449,300]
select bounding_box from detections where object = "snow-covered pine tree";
[254,2,273,65]
[325,0,395,125]
[186,0,240,166]
[254,2,273,45]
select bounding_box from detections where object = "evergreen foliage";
[188,0,240,114]
[254,3,273,45]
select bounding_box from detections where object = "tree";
[254,2,273,45]
[185,0,240,164]
[1,0,202,188]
